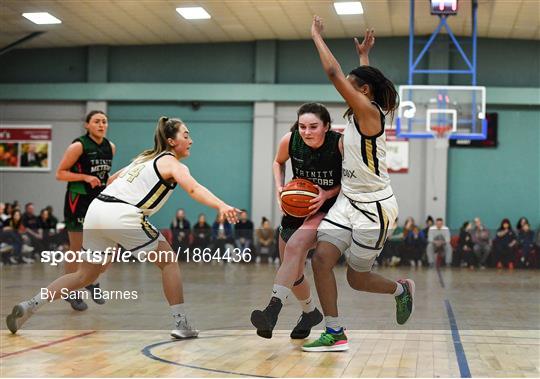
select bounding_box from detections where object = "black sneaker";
[65,295,88,311]
[250,297,282,339]
[85,283,106,305]
[290,307,323,339]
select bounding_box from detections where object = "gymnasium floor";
[1,262,539,377]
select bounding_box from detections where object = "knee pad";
[293,274,305,287]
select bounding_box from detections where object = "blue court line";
[445,299,472,378]
[141,336,274,378]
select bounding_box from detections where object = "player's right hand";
[84,175,101,188]
[276,186,285,215]
[219,204,240,224]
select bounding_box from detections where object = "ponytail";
[134,116,184,163]
[344,66,399,120]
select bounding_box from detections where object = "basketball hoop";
[432,125,452,139]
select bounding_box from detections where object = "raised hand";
[354,28,375,57]
[311,15,324,37]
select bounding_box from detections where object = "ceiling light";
[22,12,62,25]
[176,7,211,20]
[333,2,364,15]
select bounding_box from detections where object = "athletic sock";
[271,284,290,303]
[170,303,186,319]
[325,316,342,333]
[393,282,404,297]
[28,293,48,311]
[299,295,316,313]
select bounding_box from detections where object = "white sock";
[393,282,404,296]
[28,293,48,311]
[272,284,290,303]
[170,303,186,318]
[299,295,316,313]
[325,316,341,332]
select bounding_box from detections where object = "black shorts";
[64,191,95,232]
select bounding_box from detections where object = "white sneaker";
[22,257,35,264]
[22,245,34,253]
[171,314,199,339]
[255,256,261,264]
[6,300,36,334]
[9,257,19,264]
[273,258,280,265]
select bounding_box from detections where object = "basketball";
[280,178,319,218]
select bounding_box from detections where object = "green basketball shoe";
[395,279,415,325]
[301,329,349,352]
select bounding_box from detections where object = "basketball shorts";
[82,197,165,260]
[317,192,398,272]
[64,190,95,232]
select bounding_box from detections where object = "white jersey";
[341,102,393,202]
[101,152,177,216]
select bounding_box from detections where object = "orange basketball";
[280,178,319,218]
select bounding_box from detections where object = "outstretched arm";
[169,160,239,224]
[311,16,381,136]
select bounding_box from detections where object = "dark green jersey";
[289,129,342,190]
[67,134,113,196]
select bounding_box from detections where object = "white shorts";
[82,198,165,259]
[317,192,398,272]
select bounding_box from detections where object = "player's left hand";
[307,185,328,216]
[219,204,240,224]
[354,28,375,57]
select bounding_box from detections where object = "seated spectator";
[493,218,517,269]
[516,217,529,233]
[472,217,491,269]
[3,209,33,264]
[0,202,9,223]
[255,217,275,264]
[421,215,435,264]
[402,219,426,268]
[21,202,43,255]
[170,209,191,255]
[192,213,211,250]
[457,221,475,269]
[235,209,254,252]
[517,222,536,268]
[427,217,452,267]
[212,214,234,253]
[38,208,57,250]
[45,205,59,229]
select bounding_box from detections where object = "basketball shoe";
[250,296,282,339]
[171,314,199,339]
[395,279,415,325]
[290,307,323,339]
[6,300,37,334]
[302,328,349,352]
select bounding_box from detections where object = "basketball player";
[251,103,342,339]
[57,110,115,311]
[7,117,239,339]
[302,19,415,352]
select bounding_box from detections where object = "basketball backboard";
[396,85,487,140]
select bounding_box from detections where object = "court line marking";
[0,330,96,358]
[445,300,472,378]
[141,335,274,378]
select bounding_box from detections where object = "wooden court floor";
[1,261,539,377]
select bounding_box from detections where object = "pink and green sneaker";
[301,330,349,352]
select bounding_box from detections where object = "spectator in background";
[493,218,517,269]
[38,208,57,250]
[212,214,234,252]
[457,221,475,269]
[0,203,8,223]
[517,222,535,268]
[516,217,529,233]
[5,209,33,264]
[255,217,275,264]
[192,213,211,250]
[3,203,14,222]
[170,208,191,254]
[427,218,452,267]
[535,225,540,257]
[235,209,254,252]
[21,202,43,255]
[472,217,491,269]
[45,205,58,229]
[402,219,425,268]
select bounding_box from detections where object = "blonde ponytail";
[134,116,184,163]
